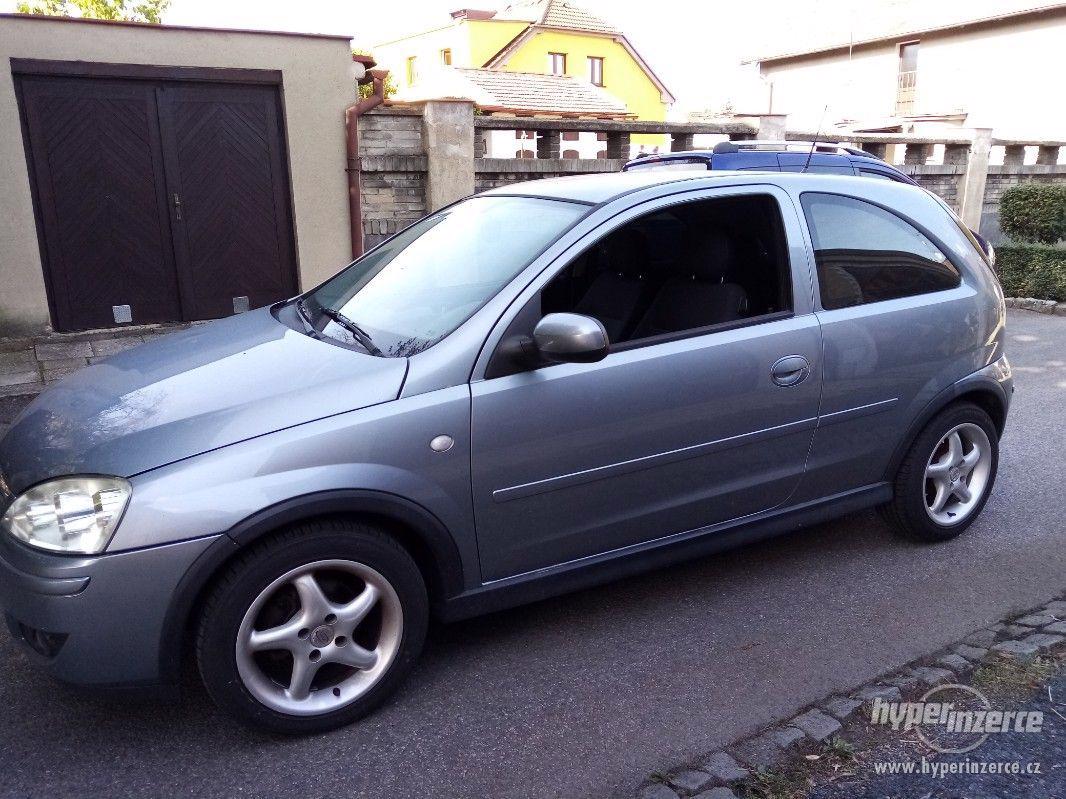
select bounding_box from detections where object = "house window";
[441,48,452,65]
[548,52,567,76]
[406,56,419,86]
[588,56,604,86]
[895,41,919,115]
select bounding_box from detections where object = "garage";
[0,15,357,337]
[15,62,299,331]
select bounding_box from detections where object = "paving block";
[937,654,974,674]
[700,752,748,784]
[823,696,863,720]
[639,783,680,799]
[0,370,41,388]
[91,336,145,357]
[1021,633,1064,651]
[1015,613,1057,627]
[670,770,712,793]
[35,340,93,360]
[1041,601,1066,615]
[693,789,738,799]
[992,639,1041,661]
[963,629,999,647]
[770,726,805,748]
[732,733,786,771]
[884,673,921,691]
[0,350,36,372]
[853,684,902,708]
[910,666,955,687]
[1042,621,1066,635]
[789,709,841,741]
[953,644,989,661]
[1003,624,1033,637]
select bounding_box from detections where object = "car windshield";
[301,195,587,357]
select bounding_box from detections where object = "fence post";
[605,131,630,159]
[537,129,561,159]
[755,114,787,141]
[958,128,992,231]
[671,133,694,152]
[1036,145,1061,165]
[421,99,475,212]
[1002,145,1025,166]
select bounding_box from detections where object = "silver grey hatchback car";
[0,170,1011,734]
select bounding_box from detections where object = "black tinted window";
[801,193,960,310]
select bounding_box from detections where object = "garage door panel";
[19,77,182,330]
[159,84,297,321]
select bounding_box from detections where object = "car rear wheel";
[881,402,999,542]
[196,520,427,734]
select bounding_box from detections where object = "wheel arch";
[884,376,1008,483]
[157,490,466,684]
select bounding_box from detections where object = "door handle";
[771,355,811,387]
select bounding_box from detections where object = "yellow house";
[373,0,674,154]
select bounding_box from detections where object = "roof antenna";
[803,103,829,173]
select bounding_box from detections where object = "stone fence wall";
[357,102,1066,248]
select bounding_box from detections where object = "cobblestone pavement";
[0,309,1063,799]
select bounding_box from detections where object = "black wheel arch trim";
[157,489,465,685]
[883,371,1008,483]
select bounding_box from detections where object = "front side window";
[406,56,419,86]
[303,197,586,356]
[548,52,566,75]
[801,193,960,311]
[440,48,452,65]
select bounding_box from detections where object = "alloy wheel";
[235,559,403,716]
[923,422,993,526]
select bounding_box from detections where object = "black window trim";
[798,189,967,312]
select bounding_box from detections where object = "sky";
[0,0,1041,115]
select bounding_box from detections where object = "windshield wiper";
[295,298,321,338]
[318,306,383,357]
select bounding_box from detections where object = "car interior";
[541,194,792,346]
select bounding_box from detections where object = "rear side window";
[801,193,960,310]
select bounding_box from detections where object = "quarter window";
[801,193,960,310]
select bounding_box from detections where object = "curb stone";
[1003,297,1065,315]
[634,591,1066,799]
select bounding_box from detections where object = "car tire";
[196,519,428,735]
[881,402,999,543]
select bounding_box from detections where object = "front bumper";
[0,533,220,686]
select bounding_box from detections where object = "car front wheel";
[196,520,428,734]
[882,402,999,542]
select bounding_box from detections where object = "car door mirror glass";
[533,313,609,364]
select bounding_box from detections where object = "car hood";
[0,309,408,494]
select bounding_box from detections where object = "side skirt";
[439,482,891,622]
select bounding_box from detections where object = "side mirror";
[532,313,609,364]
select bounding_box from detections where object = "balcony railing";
[895,70,917,115]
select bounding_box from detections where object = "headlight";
[1,476,131,554]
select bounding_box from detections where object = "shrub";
[999,183,1066,244]
[995,244,1066,301]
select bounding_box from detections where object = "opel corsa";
[0,171,1012,733]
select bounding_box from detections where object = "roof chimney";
[450,8,496,20]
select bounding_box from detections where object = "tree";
[15,0,169,24]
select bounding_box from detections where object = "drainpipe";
[346,67,389,259]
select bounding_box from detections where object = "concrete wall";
[0,15,356,335]
[759,11,1066,143]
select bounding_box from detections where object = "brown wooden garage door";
[16,70,298,332]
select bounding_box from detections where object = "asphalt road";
[1,310,1063,799]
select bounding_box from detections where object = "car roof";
[478,168,926,206]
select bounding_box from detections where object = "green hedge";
[996,244,1066,301]
[999,183,1066,244]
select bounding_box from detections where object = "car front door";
[468,186,823,581]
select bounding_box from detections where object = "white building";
[746,3,1066,150]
